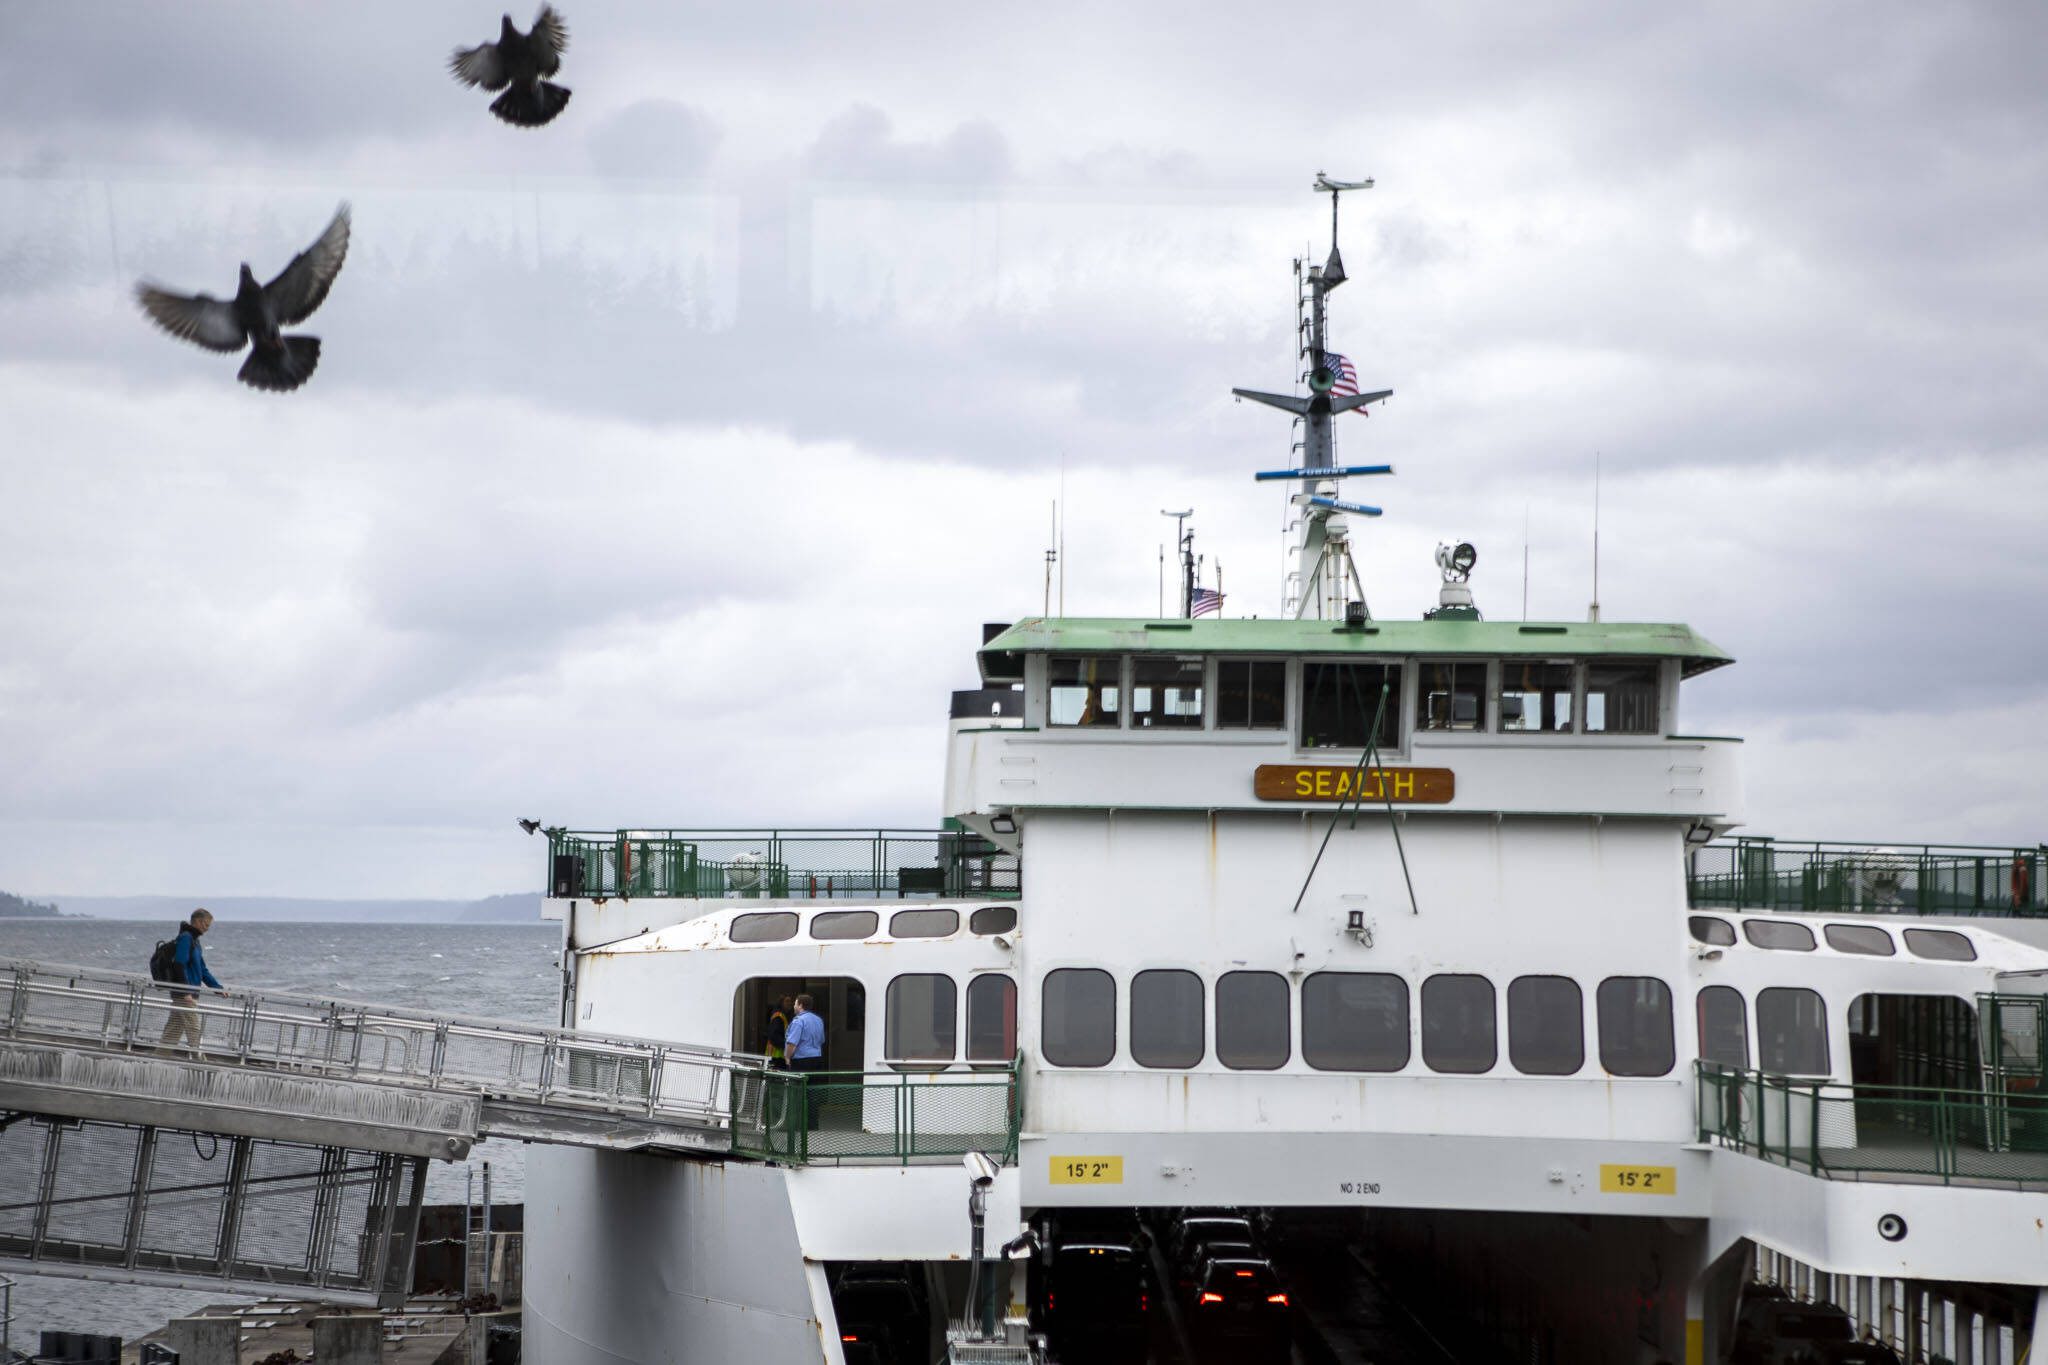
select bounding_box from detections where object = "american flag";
[1191,587,1225,617]
[1326,351,1368,415]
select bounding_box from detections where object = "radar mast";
[1235,173,1394,620]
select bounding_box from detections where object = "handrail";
[1688,838,2045,918]
[731,1056,1023,1167]
[544,827,1021,902]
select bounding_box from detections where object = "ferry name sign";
[1254,764,1455,803]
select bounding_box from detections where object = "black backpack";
[148,930,183,983]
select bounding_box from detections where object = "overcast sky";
[1,2,2043,899]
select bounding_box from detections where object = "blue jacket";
[172,926,222,990]
[785,1010,824,1060]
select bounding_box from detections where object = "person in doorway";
[159,909,223,1051]
[785,993,826,1126]
[765,994,793,1069]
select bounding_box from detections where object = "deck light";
[990,814,1016,835]
[517,818,542,836]
[1344,600,1366,628]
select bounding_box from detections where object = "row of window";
[730,904,1016,945]
[1037,969,1678,1076]
[1046,655,1665,740]
[1689,916,1976,962]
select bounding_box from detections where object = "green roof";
[980,617,1733,682]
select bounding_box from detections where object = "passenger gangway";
[0,958,771,1304]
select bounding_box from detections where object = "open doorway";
[1847,994,1980,1092]
[734,976,868,1071]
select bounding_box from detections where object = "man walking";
[785,994,826,1127]
[159,909,223,1052]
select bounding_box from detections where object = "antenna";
[1057,453,1067,615]
[1588,453,1602,623]
[1043,499,1058,618]
[1522,503,1530,621]
[1160,509,1194,617]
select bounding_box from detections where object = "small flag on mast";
[1191,587,1225,617]
[1326,351,1368,415]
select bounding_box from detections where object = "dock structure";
[0,958,769,1302]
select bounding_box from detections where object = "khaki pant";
[159,993,203,1050]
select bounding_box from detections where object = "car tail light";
[1267,1293,1290,1306]
[1199,1292,1224,1305]
[841,1334,860,1343]
[1140,1293,1149,1313]
[1235,1270,1254,1278]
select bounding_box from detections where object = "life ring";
[2014,856,2032,911]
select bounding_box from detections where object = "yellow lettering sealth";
[1393,772,1416,799]
[1295,771,1313,797]
[1314,771,1333,797]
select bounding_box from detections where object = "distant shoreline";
[13,892,545,925]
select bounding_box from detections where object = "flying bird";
[450,7,572,128]
[134,204,352,393]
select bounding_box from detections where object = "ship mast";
[1235,172,1394,620]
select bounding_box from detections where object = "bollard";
[166,1317,237,1365]
[312,1315,384,1365]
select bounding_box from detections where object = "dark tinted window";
[1300,662,1401,751]
[1042,968,1115,1067]
[1744,920,1816,951]
[1499,659,1575,733]
[811,910,878,940]
[731,912,798,943]
[1130,969,1204,1068]
[1757,987,1830,1075]
[1596,977,1675,1077]
[1689,915,1736,946]
[1130,655,1204,729]
[890,908,959,939]
[1823,923,1894,956]
[1301,972,1409,1071]
[1584,660,1660,734]
[1215,971,1290,1070]
[1416,661,1485,731]
[966,974,1017,1064]
[969,905,1016,935]
[1216,659,1285,730]
[885,974,956,1064]
[1048,656,1120,727]
[1697,985,1748,1068]
[1507,976,1584,1075]
[1421,974,1496,1073]
[1904,928,1976,962]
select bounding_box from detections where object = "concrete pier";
[313,1315,385,1365]
[166,1317,239,1365]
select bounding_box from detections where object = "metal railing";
[545,828,1021,901]
[1695,1062,2048,1189]
[1688,838,2045,917]
[731,1058,1023,1166]
[0,959,764,1142]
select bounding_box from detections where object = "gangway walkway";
[0,957,769,1304]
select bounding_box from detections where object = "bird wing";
[529,5,568,73]
[262,203,352,325]
[449,39,510,89]
[135,285,247,352]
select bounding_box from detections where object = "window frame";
[1696,985,1749,1069]
[1214,970,1291,1071]
[1757,986,1832,1076]
[1128,653,1207,731]
[1214,657,1288,732]
[1129,968,1206,1069]
[1046,654,1125,729]
[1497,657,1578,735]
[889,908,960,939]
[1041,967,1117,1068]
[1743,919,1817,952]
[810,910,879,941]
[1420,973,1498,1075]
[1300,971,1411,1073]
[965,973,1018,1067]
[729,911,799,944]
[1582,658,1663,736]
[884,972,958,1069]
[1506,975,1585,1076]
[1595,976,1676,1078]
[1298,660,1404,753]
[1903,928,1977,961]
[1414,658,1489,734]
[1689,915,1737,947]
[1823,923,1896,956]
[968,905,1017,936]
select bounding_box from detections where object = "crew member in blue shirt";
[784,993,826,1128]
[159,908,224,1051]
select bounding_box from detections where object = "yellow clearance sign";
[1254,765,1455,804]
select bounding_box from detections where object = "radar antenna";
[1234,172,1393,620]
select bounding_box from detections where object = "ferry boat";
[523,177,2048,1365]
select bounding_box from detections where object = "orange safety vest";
[767,1009,789,1061]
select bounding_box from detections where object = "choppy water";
[0,917,560,1349]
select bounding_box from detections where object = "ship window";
[1499,659,1575,733]
[1215,971,1290,1070]
[1130,655,1205,729]
[969,905,1017,936]
[1689,916,1737,947]
[1301,973,1409,1071]
[1421,974,1497,1074]
[1416,661,1486,732]
[1823,924,1895,956]
[810,910,878,941]
[1596,977,1675,1077]
[1904,928,1977,962]
[1130,969,1205,1068]
[730,912,798,944]
[1757,987,1831,1075]
[1300,662,1402,750]
[1697,986,1749,1068]
[1216,659,1286,730]
[1042,968,1116,1068]
[1507,976,1584,1075]
[1743,919,1816,952]
[966,974,1018,1065]
[1583,661,1660,735]
[1048,656,1121,727]
[890,908,959,939]
[885,974,956,1068]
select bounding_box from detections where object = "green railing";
[731,1058,1023,1166]
[544,827,1020,901]
[1695,1062,2048,1189]
[1688,838,2045,917]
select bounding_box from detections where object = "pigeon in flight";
[134,204,352,393]
[450,7,572,128]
